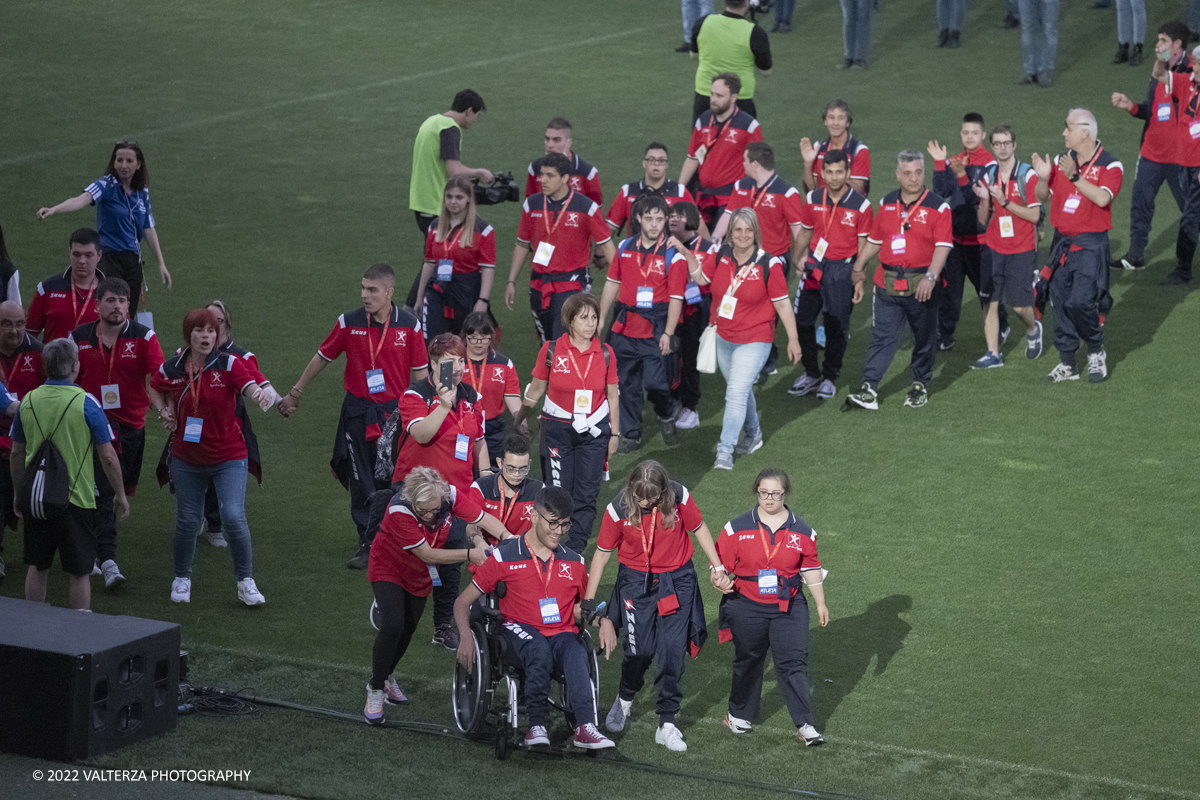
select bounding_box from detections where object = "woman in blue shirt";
[37,142,171,311]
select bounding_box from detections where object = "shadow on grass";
[809,594,913,726]
[1104,266,1192,373]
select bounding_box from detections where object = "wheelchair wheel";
[494,728,509,760]
[452,620,491,736]
[368,599,381,632]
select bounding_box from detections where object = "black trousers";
[1128,156,1185,259]
[341,407,383,542]
[1049,237,1108,363]
[370,580,428,689]
[530,287,582,343]
[100,250,144,313]
[674,296,711,411]
[794,257,855,382]
[539,417,608,555]
[93,425,146,564]
[0,458,14,553]
[1175,165,1200,277]
[726,593,815,728]
[938,243,1007,344]
[608,332,675,442]
[862,284,940,389]
[431,516,467,627]
[615,563,698,723]
[422,272,484,338]
[692,93,757,123]
[405,212,440,308]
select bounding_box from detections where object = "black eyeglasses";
[644,158,669,165]
[537,511,571,533]
[757,490,785,500]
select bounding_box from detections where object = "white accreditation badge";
[454,433,470,462]
[573,389,593,414]
[436,259,454,282]
[1063,194,1082,214]
[758,568,778,595]
[100,383,121,410]
[365,368,386,394]
[998,216,1015,238]
[890,234,906,255]
[812,237,829,261]
[684,282,702,305]
[635,286,654,309]
[717,293,738,320]
[427,563,442,587]
[183,417,203,443]
[533,241,556,267]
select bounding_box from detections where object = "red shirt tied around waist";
[702,248,789,343]
[1045,146,1123,236]
[72,319,165,431]
[472,534,587,638]
[316,304,428,402]
[605,236,688,338]
[392,378,486,489]
[716,507,822,606]
[531,334,618,420]
[867,189,953,288]
[423,217,496,276]
[596,482,704,573]
[368,484,484,594]
[153,349,260,465]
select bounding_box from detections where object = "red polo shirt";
[687,109,764,207]
[1047,147,1124,236]
[469,472,543,543]
[473,535,587,637]
[606,237,688,338]
[516,191,612,284]
[1169,70,1200,167]
[152,350,259,465]
[27,271,100,342]
[702,249,789,344]
[423,217,496,275]
[531,334,617,420]
[316,305,428,402]
[526,153,603,206]
[981,165,1040,254]
[596,482,704,573]
[716,508,822,606]
[606,180,696,234]
[798,187,874,261]
[72,319,165,430]
[867,190,953,287]
[392,379,486,489]
[809,136,871,192]
[0,336,44,454]
[367,485,484,594]
[724,174,805,257]
[462,350,520,422]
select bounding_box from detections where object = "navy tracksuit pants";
[1128,156,1185,259]
[862,284,940,389]
[540,418,607,555]
[794,257,855,382]
[608,332,676,442]
[501,620,595,727]
[725,592,816,728]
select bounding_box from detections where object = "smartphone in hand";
[439,360,455,388]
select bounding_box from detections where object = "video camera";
[475,172,521,206]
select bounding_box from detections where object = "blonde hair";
[402,466,451,508]
[726,208,762,252]
[436,175,478,249]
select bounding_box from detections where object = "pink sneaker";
[525,725,550,747]
[572,722,615,750]
[383,675,408,705]
[364,685,384,725]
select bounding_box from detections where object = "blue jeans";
[172,457,254,580]
[840,0,873,60]
[715,335,770,456]
[775,0,796,25]
[1190,0,1200,34]
[1116,0,1145,44]
[1018,0,1059,75]
[681,0,713,42]
[937,0,965,30]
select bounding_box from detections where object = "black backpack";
[18,393,90,521]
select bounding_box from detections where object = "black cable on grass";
[192,687,870,800]
[189,686,256,716]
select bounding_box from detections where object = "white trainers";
[92,562,102,577]
[1087,349,1107,382]
[723,712,752,733]
[171,577,191,603]
[656,722,688,751]
[237,577,266,606]
[787,374,821,397]
[364,685,385,725]
[675,408,700,430]
[204,529,228,548]
[606,696,633,732]
[100,559,125,589]
[798,723,825,746]
[1046,363,1080,383]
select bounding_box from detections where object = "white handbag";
[697,325,718,374]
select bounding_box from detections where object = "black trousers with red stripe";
[725,592,816,728]
[539,417,608,554]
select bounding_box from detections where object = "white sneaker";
[1046,363,1080,383]
[798,723,825,746]
[787,374,821,397]
[675,408,700,430]
[100,559,125,589]
[1087,349,1107,382]
[815,379,836,399]
[92,562,102,577]
[237,577,266,606]
[171,577,191,603]
[724,712,752,733]
[606,696,633,732]
[204,529,228,548]
[656,722,687,751]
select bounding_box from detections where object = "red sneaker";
[525,725,550,747]
[572,722,615,750]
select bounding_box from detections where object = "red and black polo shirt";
[1047,146,1124,236]
[867,189,953,287]
[716,507,822,606]
[687,109,764,207]
[72,319,165,431]
[725,174,805,257]
[317,304,429,402]
[392,378,486,490]
[152,349,260,465]
[606,180,696,236]
[469,472,543,543]
[27,270,102,342]
[473,535,587,638]
[526,153,603,206]
[606,237,688,338]
[596,481,704,573]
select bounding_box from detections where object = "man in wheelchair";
[453,486,615,750]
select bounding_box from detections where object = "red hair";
[182,308,220,344]
[428,333,467,362]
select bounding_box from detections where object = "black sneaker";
[938,338,955,352]
[1162,270,1192,285]
[845,383,879,410]
[617,436,642,455]
[903,382,929,408]
[347,542,371,570]
[1120,255,1145,270]
[431,622,459,650]
[674,41,690,53]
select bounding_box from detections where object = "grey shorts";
[990,249,1037,308]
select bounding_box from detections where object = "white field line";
[0,22,676,170]
[201,642,1199,799]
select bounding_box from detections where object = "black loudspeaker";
[0,596,181,762]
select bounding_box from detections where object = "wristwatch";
[1068,172,1082,183]
[924,272,938,282]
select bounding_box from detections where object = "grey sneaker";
[971,351,1004,369]
[724,712,753,733]
[660,407,679,445]
[347,542,371,570]
[903,382,929,408]
[606,695,633,732]
[204,529,228,548]
[734,431,763,455]
[1087,349,1107,382]
[845,383,879,410]
[787,374,821,397]
[675,408,700,429]
[1026,321,1044,359]
[714,452,734,470]
[815,379,837,399]
[100,559,125,589]
[617,436,642,454]
[431,622,459,650]
[1046,363,1080,382]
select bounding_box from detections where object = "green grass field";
[2,0,1199,798]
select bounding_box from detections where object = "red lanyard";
[542,190,575,240]
[725,252,760,297]
[466,358,484,391]
[637,236,664,281]
[100,332,120,383]
[532,549,556,596]
[896,189,929,232]
[639,508,659,572]
[440,225,464,261]
[756,520,784,565]
[750,175,778,209]
[567,346,595,386]
[70,281,95,329]
[498,484,518,528]
[705,112,735,151]
[367,312,391,370]
[1067,145,1104,184]
[185,358,204,415]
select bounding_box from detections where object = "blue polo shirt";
[85,175,156,254]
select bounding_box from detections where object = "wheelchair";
[451,582,600,759]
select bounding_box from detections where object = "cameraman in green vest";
[689,0,773,122]
[11,338,128,610]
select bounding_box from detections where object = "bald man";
[1031,109,1124,383]
[0,301,45,577]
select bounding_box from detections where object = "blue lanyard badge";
[758,568,778,595]
[365,368,386,394]
[455,432,470,461]
[539,598,561,624]
[437,259,454,282]
[684,281,702,305]
[636,286,654,309]
[183,417,203,443]
[426,562,442,587]
[1158,103,1172,121]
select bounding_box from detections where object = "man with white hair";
[1031,109,1124,383]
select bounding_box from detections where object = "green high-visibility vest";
[695,15,757,99]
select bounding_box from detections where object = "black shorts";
[990,249,1036,308]
[24,503,98,575]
